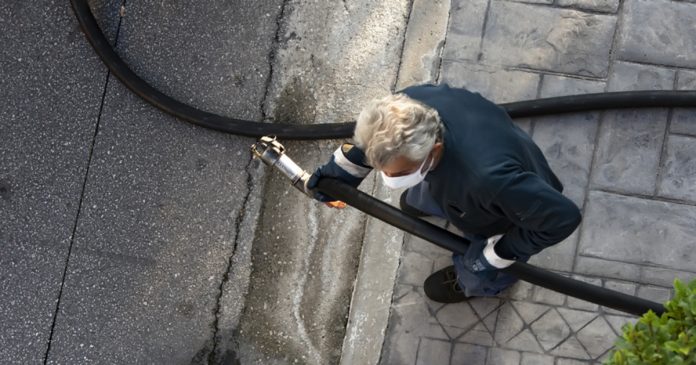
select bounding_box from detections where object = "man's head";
[354,93,444,178]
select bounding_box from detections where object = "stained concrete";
[234,0,412,364]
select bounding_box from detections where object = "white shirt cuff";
[482,234,514,269]
[333,147,372,178]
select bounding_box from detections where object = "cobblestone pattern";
[380,0,696,364]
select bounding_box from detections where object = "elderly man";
[306,83,582,303]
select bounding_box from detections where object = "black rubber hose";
[70,0,354,139]
[72,0,673,316]
[71,0,696,140]
[316,178,666,317]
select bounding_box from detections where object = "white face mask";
[380,155,433,190]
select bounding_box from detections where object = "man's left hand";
[463,234,514,280]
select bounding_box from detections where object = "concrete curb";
[338,1,452,363]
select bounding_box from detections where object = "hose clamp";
[250,136,312,196]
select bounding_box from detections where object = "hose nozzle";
[251,136,312,196]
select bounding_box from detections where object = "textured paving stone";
[639,265,696,288]
[557,0,620,13]
[379,331,419,365]
[535,75,604,207]
[440,61,541,103]
[390,290,450,340]
[521,352,555,365]
[533,112,599,207]
[480,2,617,77]
[441,0,489,62]
[657,135,696,202]
[380,289,450,364]
[605,315,634,336]
[488,348,521,365]
[376,1,696,363]
[604,280,636,296]
[636,285,672,303]
[550,336,591,360]
[617,0,696,68]
[591,107,669,195]
[397,247,436,286]
[540,75,606,98]
[458,323,495,346]
[574,256,641,283]
[591,62,674,195]
[532,286,566,306]
[530,76,602,272]
[469,297,502,319]
[435,302,479,338]
[416,338,451,365]
[579,191,696,272]
[607,61,676,92]
[575,317,615,359]
[493,303,525,344]
[678,70,696,89]
[502,280,535,301]
[557,357,592,365]
[452,343,488,364]
[509,0,553,4]
[592,62,673,194]
[670,109,696,137]
[504,329,544,353]
[512,301,551,324]
[530,309,571,351]
[557,308,598,332]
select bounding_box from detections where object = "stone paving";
[377,0,696,364]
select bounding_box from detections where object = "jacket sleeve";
[331,143,373,183]
[488,170,582,261]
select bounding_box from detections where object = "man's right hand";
[305,143,372,204]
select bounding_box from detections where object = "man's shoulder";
[397,83,475,100]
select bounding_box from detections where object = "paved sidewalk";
[359,0,696,364]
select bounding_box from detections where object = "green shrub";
[605,279,696,365]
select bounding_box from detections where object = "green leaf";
[605,278,696,365]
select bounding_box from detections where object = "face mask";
[380,154,433,190]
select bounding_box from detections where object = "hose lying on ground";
[72,0,681,316]
[71,0,696,140]
[317,178,665,316]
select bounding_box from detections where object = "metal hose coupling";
[251,135,312,196]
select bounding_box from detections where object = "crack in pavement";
[42,2,127,362]
[260,0,290,122]
[207,155,257,365]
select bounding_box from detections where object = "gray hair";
[353,93,443,170]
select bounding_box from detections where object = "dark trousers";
[404,181,528,297]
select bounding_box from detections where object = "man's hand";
[463,234,514,280]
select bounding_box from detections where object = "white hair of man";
[353,93,443,170]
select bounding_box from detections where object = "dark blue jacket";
[399,83,581,260]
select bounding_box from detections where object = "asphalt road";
[0,0,281,363]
